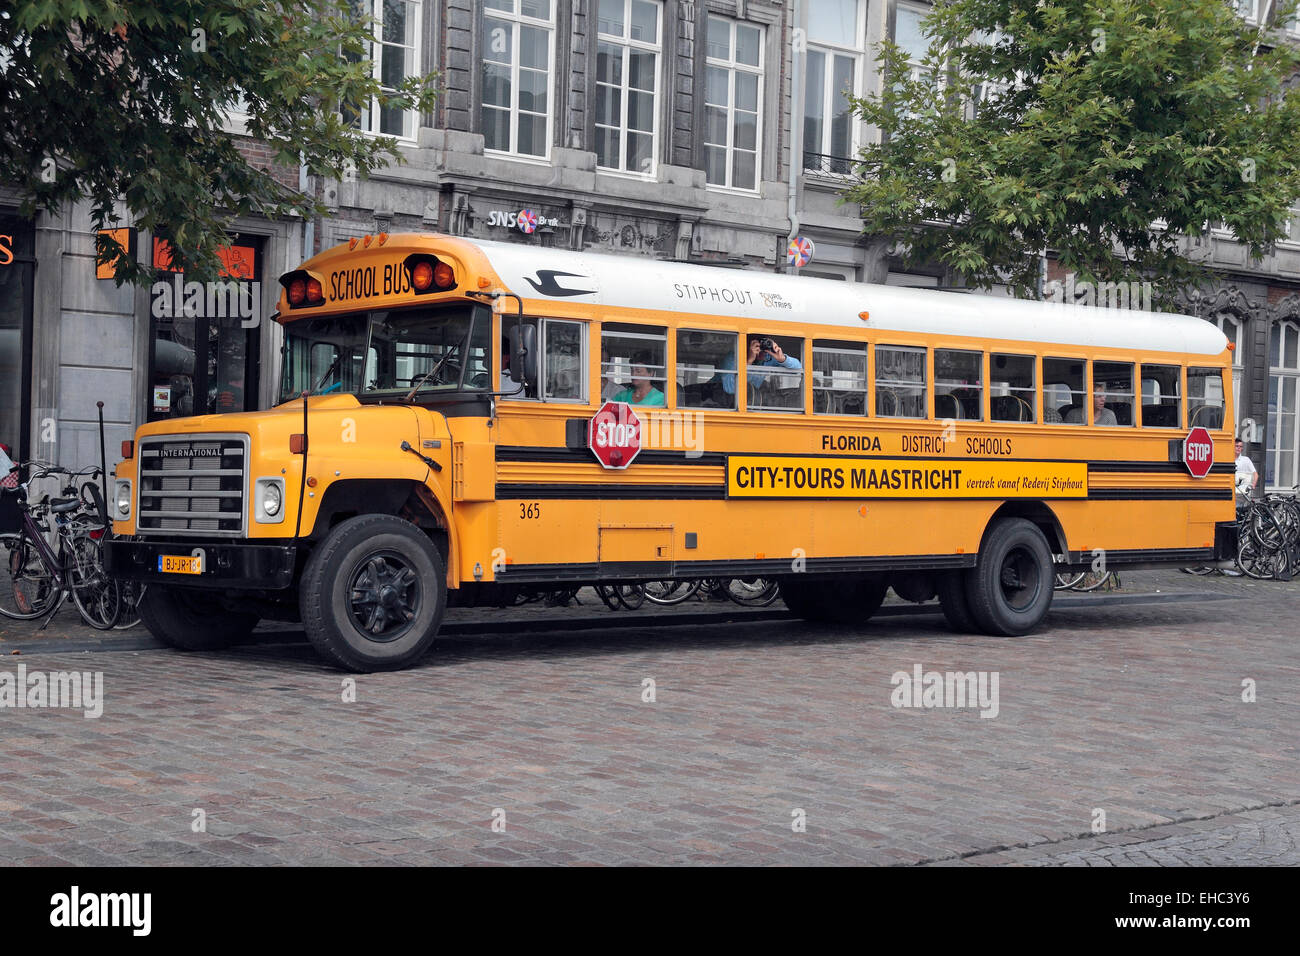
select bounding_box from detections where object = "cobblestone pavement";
[0,570,1296,865]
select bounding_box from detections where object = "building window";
[803,0,861,175]
[1267,320,1300,490]
[895,1,934,83]
[349,0,422,140]
[1212,313,1245,417]
[595,0,662,175]
[704,17,763,191]
[1234,0,1261,24]
[482,0,554,158]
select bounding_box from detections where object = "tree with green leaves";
[846,0,1300,301]
[0,1,437,283]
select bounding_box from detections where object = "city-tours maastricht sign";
[726,456,1089,499]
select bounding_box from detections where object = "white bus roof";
[472,238,1227,358]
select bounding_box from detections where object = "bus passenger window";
[1141,365,1182,428]
[748,335,804,413]
[813,341,867,415]
[677,330,738,410]
[601,323,668,406]
[935,349,983,421]
[1188,367,1226,429]
[501,317,586,402]
[1092,361,1134,426]
[1044,358,1085,425]
[990,354,1035,422]
[875,345,926,418]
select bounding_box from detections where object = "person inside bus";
[1066,382,1117,425]
[610,353,666,406]
[716,336,803,396]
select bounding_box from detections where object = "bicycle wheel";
[643,580,700,606]
[114,581,146,629]
[724,577,781,607]
[68,535,121,629]
[0,532,58,620]
[1054,571,1086,590]
[1237,538,1288,580]
[1072,570,1116,592]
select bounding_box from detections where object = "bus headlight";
[254,477,286,523]
[114,480,132,519]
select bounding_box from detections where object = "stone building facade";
[4,0,1300,488]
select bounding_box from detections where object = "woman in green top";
[612,356,666,406]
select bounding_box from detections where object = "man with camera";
[718,336,802,396]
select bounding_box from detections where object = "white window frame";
[352,0,423,142]
[482,0,556,161]
[1213,313,1246,418]
[896,1,939,85]
[703,16,765,194]
[1267,319,1300,490]
[595,0,663,178]
[1235,0,1261,25]
[1278,206,1300,246]
[802,0,865,175]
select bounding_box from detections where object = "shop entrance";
[147,235,264,422]
[0,211,35,462]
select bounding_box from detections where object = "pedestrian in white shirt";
[1234,437,1258,496]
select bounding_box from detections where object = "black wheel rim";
[998,545,1041,611]
[346,550,421,643]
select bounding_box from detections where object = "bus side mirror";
[508,324,538,386]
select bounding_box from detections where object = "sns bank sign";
[486,208,561,236]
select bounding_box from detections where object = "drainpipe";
[786,0,806,276]
[299,156,314,261]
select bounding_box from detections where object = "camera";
[759,337,777,352]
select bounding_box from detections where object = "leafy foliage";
[0,1,437,282]
[845,0,1300,300]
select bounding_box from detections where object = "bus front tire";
[300,514,446,672]
[138,585,259,651]
[964,519,1054,636]
[936,571,980,633]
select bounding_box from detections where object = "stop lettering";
[1182,426,1214,479]
[588,401,642,470]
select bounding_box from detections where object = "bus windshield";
[279,303,492,403]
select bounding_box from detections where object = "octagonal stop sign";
[1183,426,1214,478]
[588,401,642,470]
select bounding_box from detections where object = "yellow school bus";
[105,233,1237,671]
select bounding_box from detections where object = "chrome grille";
[137,434,248,536]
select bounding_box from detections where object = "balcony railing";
[802,151,858,177]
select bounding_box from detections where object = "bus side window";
[1044,358,1084,425]
[1140,364,1182,428]
[749,335,804,413]
[874,345,926,418]
[1188,367,1226,430]
[1094,360,1135,426]
[990,353,1035,422]
[677,329,738,410]
[501,317,587,402]
[813,340,867,416]
[601,323,668,406]
[935,348,983,422]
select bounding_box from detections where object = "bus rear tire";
[964,519,1054,636]
[138,585,259,651]
[300,514,445,672]
[936,570,980,633]
[780,574,887,625]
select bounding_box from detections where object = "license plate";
[158,555,202,574]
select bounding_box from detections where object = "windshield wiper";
[404,348,460,401]
[310,354,342,395]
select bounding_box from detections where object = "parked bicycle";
[0,462,121,629]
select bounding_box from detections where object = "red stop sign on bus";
[588,401,642,470]
[1183,426,1214,478]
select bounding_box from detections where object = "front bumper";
[104,538,298,590]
